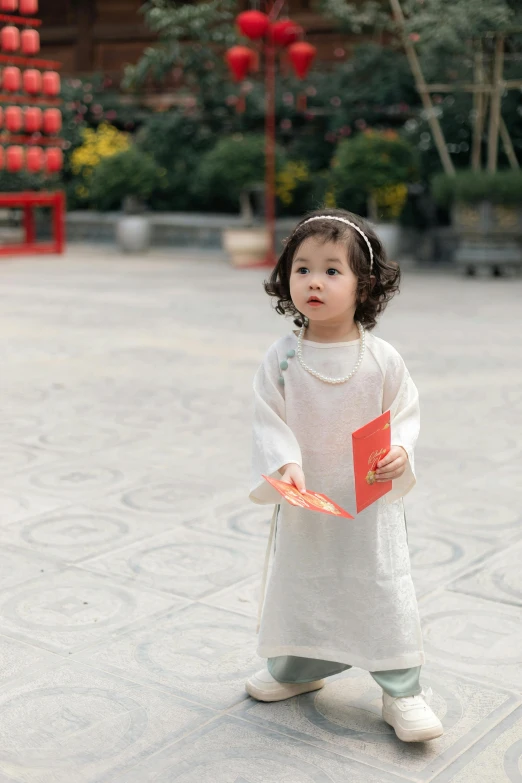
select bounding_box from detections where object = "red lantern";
[23,69,42,94]
[20,0,38,13]
[225,46,252,82]
[288,41,317,79]
[6,106,22,132]
[1,26,20,53]
[1,0,18,11]
[42,71,61,96]
[45,147,63,173]
[43,108,62,135]
[3,66,21,92]
[0,147,4,170]
[236,10,269,40]
[0,107,3,128]
[21,29,40,55]
[270,19,302,47]
[24,106,42,133]
[26,146,44,173]
[7,146,24,173]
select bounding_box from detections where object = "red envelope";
[352,410,392,513]
[262,475,354,518]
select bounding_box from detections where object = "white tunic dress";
[250,330,425,672]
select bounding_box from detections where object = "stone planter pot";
[452,201,522,275]
[374,222,401,261]
[222,226,269,268]
[116,214,151,254]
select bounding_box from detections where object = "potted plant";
[432,171,522,275]
[90,146,162,253]
[192,134,286,267]
[331,129,419,260]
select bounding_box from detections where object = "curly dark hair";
[264,207,401,331]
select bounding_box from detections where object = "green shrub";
[192,134,286,213]
[89,146,161,211]
[331,129,419,220]
[432,170,522,207]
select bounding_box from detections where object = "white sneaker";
[382,688,443,742]
[245,667,325,702]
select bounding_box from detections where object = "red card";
[352,410,392,513]
[262,475,354,518]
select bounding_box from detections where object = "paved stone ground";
[0,245,521,783]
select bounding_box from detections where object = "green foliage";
[136,111,218,210]
[432,170,522,206]
[332,129,418,194]
[192,134,286,213]
[89,147,162,211]
[123,0,237,94]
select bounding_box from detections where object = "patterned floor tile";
[0,661,214,783]
[113,714,412,783]
[431,706,522,782]
[75,603,262,709]
[0,567,184,654]
[79,524,264,599]
[448,540,522,608]
[420,591,522,689]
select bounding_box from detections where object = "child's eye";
[327,268,340,275]
[297,267,309,274]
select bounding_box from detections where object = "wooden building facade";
[38,0,343,84]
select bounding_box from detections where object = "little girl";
[246,208,443,743]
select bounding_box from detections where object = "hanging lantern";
[45,147,63,173]
[42,71,61,96]
[26,146,44,173]
[24,106,42,133]
[236,10,269,40]
[21,29,40,55]
[43,108,62,135]
[270,19,302,47]
[1,0,18,11]
[288,41,317,79]
[7,146,24,173]
[19,0,38,13]
[24,68,42,94]
[1,26,20,53]
[3,66,22,92]
[225,46,252,82]
[6,106,23,132]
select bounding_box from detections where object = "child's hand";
[279,463,306,493]
[375,446,408,482]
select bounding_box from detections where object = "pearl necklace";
[296,322,366,384]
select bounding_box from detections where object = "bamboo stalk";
[499,116,520,169]
[487,34,504,173]
[472,45,485,171]
[388,0,455,175]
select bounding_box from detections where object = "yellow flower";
[372,183,408,220]
[71,123,130,178]
[276,161,309,206]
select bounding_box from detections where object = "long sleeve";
[249,345,303,505]
[382,353,420,503]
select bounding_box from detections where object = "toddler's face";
[289,237,359,324]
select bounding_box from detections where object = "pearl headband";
[299,215,374,272]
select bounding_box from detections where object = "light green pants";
[268,655,422,698]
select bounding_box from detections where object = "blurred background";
[2,0,522,271]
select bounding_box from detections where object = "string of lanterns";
[225,10,317,111]
[0,0,63,174]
